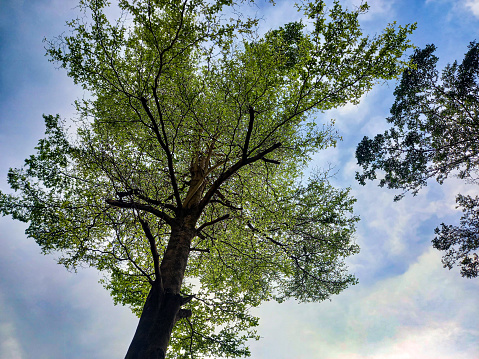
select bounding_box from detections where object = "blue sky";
[1,0,478,358]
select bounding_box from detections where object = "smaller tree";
[356,41,479,277]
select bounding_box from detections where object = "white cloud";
[426,0,479,19]
[351,182,434,260]
[325,82,397,139]
[465,0,479,16]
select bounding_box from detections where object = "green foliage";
[356,41,479,278]
[1,0,415,356]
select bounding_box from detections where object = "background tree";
[0,0,414,357]
[356,41,479,278]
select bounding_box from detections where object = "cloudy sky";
[1,0,478,358]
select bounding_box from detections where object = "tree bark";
[124,285,184,359]
[125,215,197,359]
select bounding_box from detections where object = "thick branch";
[262,158,281,165]
[106,199,173,224]
[183,160,226,208]
[196,214,230,233]
[198,142,282,213]
[242,105,255,161]
[210,199,243,211]
[138,217,162,288]
[181,294,195,305]
[133,190,177,212]
[175,309,192,322]
[140,97,182,207]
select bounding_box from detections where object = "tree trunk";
[124,284,183,359]
[125,215,197,359]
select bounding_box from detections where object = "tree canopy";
[356,41,479,278]
[0,0,415,357]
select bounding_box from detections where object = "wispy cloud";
[252,247,479,358]
[0,319,24,359]
[426,0,479,19]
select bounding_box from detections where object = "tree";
[356,41,479,278]
[0,0,414,357]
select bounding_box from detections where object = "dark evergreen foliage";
[356,41,479,278]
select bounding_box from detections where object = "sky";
[0,0,478,358]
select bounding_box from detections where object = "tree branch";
[247,222,286,247]
[127,189,176,212]
[196,214,230,233]
[198,142,282,213]
[140,97,183,207]
[106,198,173,224]
[262,158,281,165]
[138,216,163,289]
[210,199,243,211]
[175,309,192,322]
[242,105,255,161]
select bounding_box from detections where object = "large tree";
[0,0,414,357]
[356,42,479,278]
